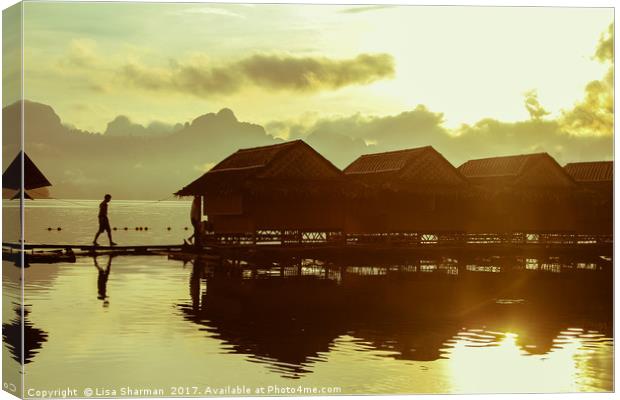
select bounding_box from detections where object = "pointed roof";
[344,147,431,175]
[210,140,302,172]
[564,161,613,182]
[343,146,468,192]
[458,152,575,188]
[458,153,546,179]
[2,151,52,190]
[175,140,343,196]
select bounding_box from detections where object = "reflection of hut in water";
[2,151,52,200]
[564,161,613,235]
[2,307,48,364]
[178,264,345,378]
[176,140,345,243]
[458,153,578,234]
[178,254,611,375]
[343,146,469,238]
[352,319,460,362]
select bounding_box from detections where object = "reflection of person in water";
[93,255,112,307]
[189,258,205,313]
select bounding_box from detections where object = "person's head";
[104,194,112,202]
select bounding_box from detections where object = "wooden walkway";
[2,242,186,266]
[3,242,184,252]
[2,238,613,268]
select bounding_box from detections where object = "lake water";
[2,200,614,396]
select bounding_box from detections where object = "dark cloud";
[452,118,612,166]
[120,62,241,96]
[119,53,395,96]
[104,115,181,137]
[287,105,450,167]
[285,103,612,168]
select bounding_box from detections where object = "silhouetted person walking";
[185,196,202,247]
[93,194,116,246]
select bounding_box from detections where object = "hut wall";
[465,193,579,233]
[207,195,345,234]
[204,193,244,215]
[210,215,255,234]
[344,198,388,234]
[573,184,612,234]
[249,197,344,231]
[344,193,468,234]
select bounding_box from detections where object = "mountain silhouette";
[2,100,280,199]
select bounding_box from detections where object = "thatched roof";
[345,147,430,175]
[344,146,468,193]
[459,153,544,179]
[458,153,576,189]
[176,140,344,197]
[2,151,52,190]
[564,161,612,182]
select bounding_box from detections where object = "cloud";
[61,38,100,68]
[452,118,612,165]
[560,23,613,136]
[118,53,395,96]
[104,115,180,136]
[280,101,612,168]
[523,90,550,120]
[594,23,613,63]
[560,68,613,136]
[120,60,240,96]
[239,53,395,91]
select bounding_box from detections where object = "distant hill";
[2,100,280,199]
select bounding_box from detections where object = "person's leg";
[106,226,116,245]
[193,221,201,248]
[94,227,103,245]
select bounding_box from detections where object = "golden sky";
[13,3,613,132]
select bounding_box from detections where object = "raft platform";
[2,242,186,266]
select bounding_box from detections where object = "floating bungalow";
[343,146,470,240]
[564,161,613,234]
[175,140,346,244]
[458,153,579,235]
[174,142,611,248]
